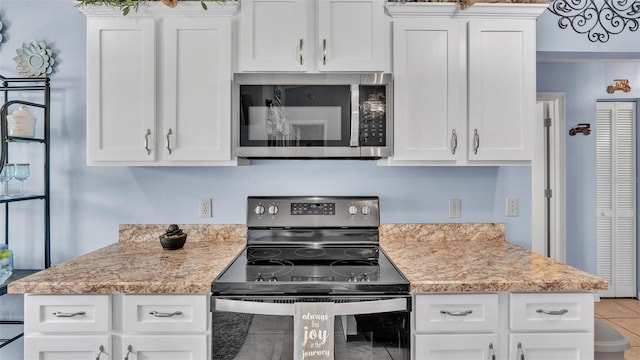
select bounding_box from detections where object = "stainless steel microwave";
[233,73,392,159]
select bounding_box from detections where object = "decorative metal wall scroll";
[569,123,591,136]
[548,0,640,43]
[607,79,632,93]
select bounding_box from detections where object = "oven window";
[212,311,409,360]
[239,85,352,147]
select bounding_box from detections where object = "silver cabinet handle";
[536,308,568,315]
[299,38,304,65]
[489,343,495,360]
[124,345,134,360]
[95,345,105,360]
[166,128,173,155]
[322,39,327,65]
[52,311,85,318]
[149,310,182,317]
[473,128,480,154]
[144,129,151,155]
[440,309,472,316]
[451,129,458,155]
[518,342,525,360]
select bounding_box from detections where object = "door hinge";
[544,118,552,127]
[545,189,553,198]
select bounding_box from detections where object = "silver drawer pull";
[440,309,473,316]
[536,308,568,315]
[95,345,105,360]
[166,128,173,154]
[144,129,151,155]
[518,342,525,360]
[149,310,182,317]
[125,344,134,360]
[451,129,458,155]
[52,311,85,318]
[489,342,495,360]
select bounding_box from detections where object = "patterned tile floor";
[596,298,640,360]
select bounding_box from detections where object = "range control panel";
[247,196,379,228]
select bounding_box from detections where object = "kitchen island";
[9,223,606,359]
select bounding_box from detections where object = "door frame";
[534,93,566,261]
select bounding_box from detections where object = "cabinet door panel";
[392,19,464,161]
[239,0,309,71]
[317,0,385,72]
[117,335,207,360]
[87,18,156,163]
[468,20,535,161]
[25,335,111,360]
[162,18,232,161]
[415,334,498,360]
[509,333,593,360]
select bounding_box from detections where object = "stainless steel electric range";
[211,196,410,360]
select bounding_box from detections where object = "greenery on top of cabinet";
[75,0,226,15]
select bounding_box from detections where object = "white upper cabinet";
[467,19,536,161]
[392,18,465,161]
[81,3,238,165]
[386,3,546,165]
[238,0,387,72]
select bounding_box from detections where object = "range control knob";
[347,205,358,215]
[254,205,265,216]
[361,205,371,216]
[268,205,279,215]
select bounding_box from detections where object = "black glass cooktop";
[212,246,409,296]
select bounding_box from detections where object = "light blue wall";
[0,0,532,271]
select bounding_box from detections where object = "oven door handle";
[215,297,408,317]
[350,84,360,147]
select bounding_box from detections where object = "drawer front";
[510,293,594,331]
[414,293,499,333]
[24,294,110,333]
[121,294,208,333]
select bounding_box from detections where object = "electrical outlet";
[449,199,461,218]
[200,198,212,218]
[507,197,519,217]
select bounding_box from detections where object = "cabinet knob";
[166,128,173,155]
[144,129,151,155]
[299,39,304,65]
[535,308,568,316]
[440,309,472,316]
[473,129,480,155]
[149,310,182,318]
[322,39,327,65]
[52,311,85,318]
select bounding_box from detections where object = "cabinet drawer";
[24,335,111,360]
[510,293,594,331]
[24,294,110,333]
[414,293,499,333]
[121,294,208,333]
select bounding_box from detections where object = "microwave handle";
[214,297,408,317]
[350,84,360,147]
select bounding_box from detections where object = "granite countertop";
[8,223,606,295]
[380,224,607,292]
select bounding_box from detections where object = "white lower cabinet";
[24,335,112,359]
[113,335,207,360]
[415,334,498,360]
[413,292,595,360]
[24,294,210,359]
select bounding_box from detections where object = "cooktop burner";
[212,196,410,296]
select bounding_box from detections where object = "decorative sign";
[294,302,335,360]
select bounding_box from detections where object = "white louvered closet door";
[596,101,637,298]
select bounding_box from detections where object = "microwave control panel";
[359,85,387,146]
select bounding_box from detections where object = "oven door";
[212,296,410,360]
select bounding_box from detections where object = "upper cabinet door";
[317,0,385,72]
[467,19,536,161]
[238,0,310,72]
[161,17,232,162]
[86,18,156,163]
[392,18,465,161]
